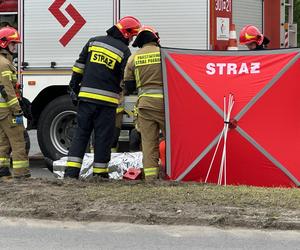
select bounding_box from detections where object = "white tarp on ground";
[53,152,143,180]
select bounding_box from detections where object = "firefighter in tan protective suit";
[0,27,30,178]
[124,26,164,180]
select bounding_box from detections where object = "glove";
[12,115,24,125]
[69,89,79,106]
[124,80,137,95]
[69,82,80,95]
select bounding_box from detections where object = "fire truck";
[0,0,297,160]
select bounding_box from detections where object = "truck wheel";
[37,95,77,164]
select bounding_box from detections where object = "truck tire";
[37,95,77,163]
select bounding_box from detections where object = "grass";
[83,180,300,210]
[1,178,299,229]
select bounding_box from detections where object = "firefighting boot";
[92,164,109,179]
[93,173,109,179]
[12,167,31,179]
[64,167,80,179]
[0,167,12,179]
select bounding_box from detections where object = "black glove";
[19,97,33,120]
[69,82,80,95]
[69,88,79,106]
[124,80,137,95]
[68,82,80,106]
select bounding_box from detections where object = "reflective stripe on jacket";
[0,51,22,119]
[124,43,163,99]
[70,35,131,106]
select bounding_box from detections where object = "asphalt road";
[0,218,299,250]
[30,160,55,179]
[28,130,55,179]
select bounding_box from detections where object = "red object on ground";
[123,168,141,180]
[162,47,300,187]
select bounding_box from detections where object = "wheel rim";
[50,111,77,155]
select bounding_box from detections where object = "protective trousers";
[65,101,116,178]
[138,108,165,180]
[0,114,29,177]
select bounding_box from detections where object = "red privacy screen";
[161,48,300,187]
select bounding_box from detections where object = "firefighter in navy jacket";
[65,16,141,179]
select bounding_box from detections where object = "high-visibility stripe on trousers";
[143,167,159,178]
[12,160,29,169]
[93,162,109,174]
[66,157,82,169]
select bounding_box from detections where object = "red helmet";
[132,25,160,47]
[0,27,21,48]
[239,25,264,46]
[138,26,159,41]
[115,16,142,40]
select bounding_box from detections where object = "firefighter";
[239,25,270,50]
[0,27,30,178]
[124,26,164,180]
[65,16,141,179]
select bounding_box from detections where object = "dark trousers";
[65,101,116,177]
